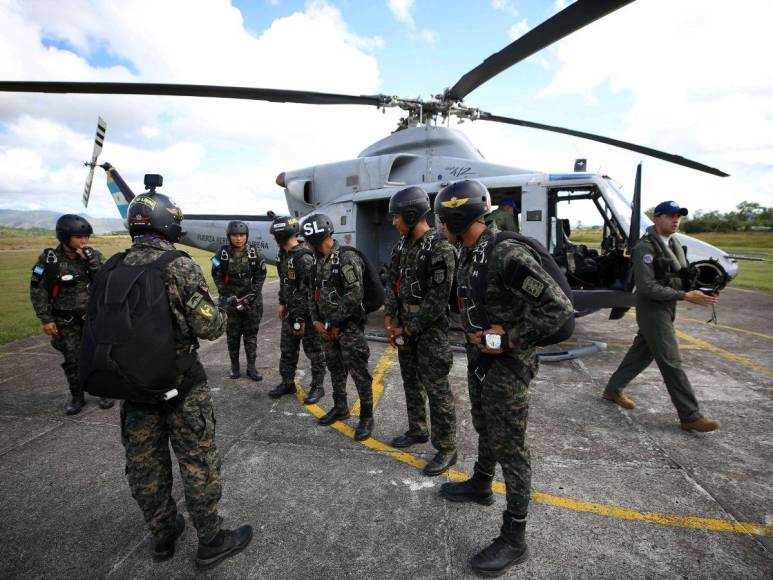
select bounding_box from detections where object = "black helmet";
[270,216,300,244]
[226,220,249,240]
[301,213,334,247]
[56,214,93,244]
[389,186,431,228]
[433,180,491,236]
[127,193,184,243]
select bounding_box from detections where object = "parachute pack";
[318,245,385,314]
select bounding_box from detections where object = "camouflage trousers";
[279,318,325,387]
[323,321,373,407]
[226,304,262,367]
[466,346,531,516]
[397,325,456,452]
[120,381,223,542]
[50,315,83,394]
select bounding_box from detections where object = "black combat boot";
[424,449,458,477]
[229,363,240,379]
[98,397,114,409]
[152,513,186,562]
[268,382,296,398]
[354,403,374,441]
[65,391,85,416]
[303,385,325,405]
[246,365,262,381]
[440,461,495,505]
[469,511,528,577]
[318,395,349,426]
[391,431,430,448]
[195,525,253,570]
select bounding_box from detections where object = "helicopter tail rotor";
[82,116,106,208]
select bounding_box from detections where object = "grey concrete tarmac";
[0,282,771,578]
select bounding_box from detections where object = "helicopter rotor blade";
[445,0,636,101]
[0,81,386,107]
[83,116,107,208]
[479,112,729,177]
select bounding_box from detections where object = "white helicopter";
[0,0,738,322]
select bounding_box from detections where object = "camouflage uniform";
[457,229,573,515]
[30,244,104,396]
[212,243,266,369]
[490,208,519,233]
[384,229,457,452]
[277,245,325,387]
[120,234,227,543]
[309,241,373,407]
[606,226,702,422]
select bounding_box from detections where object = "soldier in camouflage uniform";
[29,214,113,415]
[304,213,375,441]
[268,215,326,402]
[603,200,721,432]
[212,220,267,381]
[435,181,573,577]
[489,198,519,233]
[120,192,252,569]
[384,186,458,477]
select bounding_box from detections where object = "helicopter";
[0,0,738,321]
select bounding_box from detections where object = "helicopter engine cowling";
[286,178,314,208]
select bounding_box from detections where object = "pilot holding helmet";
[603,201,721,432]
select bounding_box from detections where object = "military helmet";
[226,220,249,240]
[301,213,334,247]
[389,186,431,228]
[127,193,184,243]
[55,214,93,244]
[270,215,300,244]
[433,180,491,236]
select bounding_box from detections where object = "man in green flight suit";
[489,198,519,233]
[603,200,721,432]
[384,186,458,477]
[212,221,267,381]
[29,214,113,415]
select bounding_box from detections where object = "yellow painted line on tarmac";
[675,329,773,377]
[677,317,773,341]
[294,351,773,537]
[351,345,398,417]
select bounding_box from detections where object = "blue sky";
[0,0,770,222]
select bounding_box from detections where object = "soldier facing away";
[117,191,252,568]
[212,220,267,381]
[29,214,113,415]
[304,213,375,441]
[268,215,326,402]
[603,200,721,432]
[435,180,573,577]
[384,186,458,477]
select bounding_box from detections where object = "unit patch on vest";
[642,254,654,264]
[288,269,296,280]
[186,292,204,310]
[342,264,357,284]
[198,303,215,319]
[433,267,446,285]
[522,275,545,298]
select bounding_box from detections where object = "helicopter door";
[354,198,400,278]
[519,181,549,246]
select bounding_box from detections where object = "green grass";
[0,234,276,345]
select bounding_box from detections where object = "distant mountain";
[0,209,125,234]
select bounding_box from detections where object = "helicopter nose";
[723,257,739,280]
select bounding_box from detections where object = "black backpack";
[469,232,574,346]
[80,250,202,403]
[323,245,385,314]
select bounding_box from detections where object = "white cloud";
[418,29,437,46]
[507,19,529,41]
[492,0,518,17]
[387,0,415,28]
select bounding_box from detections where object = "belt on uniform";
[474,352,534,384]
[402,304,421,314]
[52,308,85,319]
[465,332,480,344]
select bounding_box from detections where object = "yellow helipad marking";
[677,317,773,341]
[351,346,397,416]
[295,352,772,537]
[675,329,773,377]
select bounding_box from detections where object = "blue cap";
[500,198,517,209]
[654,200,688,217]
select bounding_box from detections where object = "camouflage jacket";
[384,228,456,334]
[30,244,105,323]
[309,241,365,328]
[457,228,573,369]
[278,244,315,323]
[212,242,267,306]
[125,235,226,350]
[633,226,688,305]
[490,208,519,233]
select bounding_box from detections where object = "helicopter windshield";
[600,178,653,237]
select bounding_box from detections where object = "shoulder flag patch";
[643,254,654,264]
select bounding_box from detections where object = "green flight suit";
[606,226,702,423]
[490,208,519,233]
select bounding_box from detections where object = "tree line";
[645,201,773,233]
